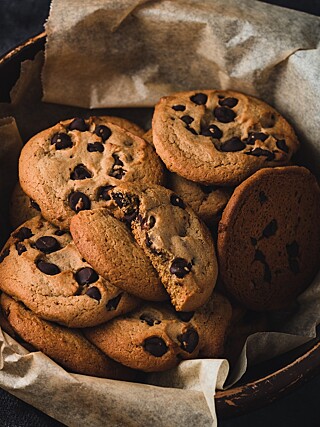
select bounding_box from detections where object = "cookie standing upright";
[0,216,139,327]
[109,183,218,311]
[218,166,320,311]
[152,90,299,186]
[19,116,164,229]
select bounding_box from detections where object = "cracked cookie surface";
[152,90,299,186]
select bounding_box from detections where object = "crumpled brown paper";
[0,0,320,425]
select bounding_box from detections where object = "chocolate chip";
[176,311,194,322]
[261,112,276,128]
[36,260,60,275]
[75,267,99,285]
[30,200,41,211]
[15,242,26,255]
[177,328,199,353]
[106,293,122,311]
[13,227,34,241]
[170,258,192,278]
[70,164,92,180]
[87,142,104,152]
[68,118,88,132]
[54,229,66,236]
[200,185,218,194]
[214,107,236,123]
[263,263,272,283]
[263,219,277,238]
[68,192,91,212]
[276,139,289,153]
[218,97,238,108]
[147,216,156,229]
[0,248,9,263]
[143,336,168,357]
[289,258,300,275]
[170,194,185,209]
[51,133,73,150]
[35,236,60,254]
[187,127,197,135]
[140,313,161,326]
[286,241,299,258]
[200,124,223,139]
[97,185,115,201]
[181,115,194,125]
[246,132,269,145]
[110,154,126,179]
[190,93,207,105]
[141,215,156,230]
[86,286,101,301]
[220,137,245,152]
[254,249,265,262]
[259,191,268,204]
[245,148,275,161]
[95,125,112,141]
[250,237,257,246]
[172,105,186,111]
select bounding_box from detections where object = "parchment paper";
[0,0,320,426]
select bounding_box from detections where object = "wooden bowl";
[1,32,320,420]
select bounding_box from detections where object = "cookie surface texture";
[218,166,320,311]
[0,293,135,380]
[110,183,218,311]
[84,293,232,372]
[0,216,139,327]
[70,208,167,301]
[19,116,164,228]
[152,90,299,186]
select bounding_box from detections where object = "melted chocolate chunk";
[13,227,34,241]
[141,215,156,230]
[87,142,104,152]
[170,258,192,278]
[143,336,168,357]
[220,137,245,152]
[170,194,185,209]
[69,192,91,212]
[187,127,197,135]
[214,106,236,123]
[51,133,73,150]
[200,124,223,139]
[97,185,115,201]
[218,97,238,108]
[190,93,207,105]
[176,311,194,322]
[36,260,60,275]
[254,249,265,262]
[181,115,194,125]
[70,164,92,180]
[15,242,26,255]
[35,236,60,254]
[259,191,268,204]
[172,105,186,111]
[250,237,257,246]
[68,118,88,132]
[75,267,99,285]
[246,132,269,145]
[140,313,161,326]
[262,219,278,238]
[245,148,275,161]
[276,139,289,153]
[30,200,41,211]
[86,286,101,301]
[110,154,126,179]
[286,241,299,258]
[0,248,9,263]
[54,229,66,236]
[95,125,112,141]
[106,294,122,311]
[263,263,272,283]
[289,258,300,275]
[177,328,199,353]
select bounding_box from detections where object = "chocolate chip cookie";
[84,293,232,372]
[0,293,135,380]
[10,183,41,229]
[152,90,299,186]
[0,216,139,327]
[70,208,167,301]
[109,183,218,311]
[19,116,164,229]
[218,166,320,311]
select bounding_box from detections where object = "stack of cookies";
[1,90,319,377]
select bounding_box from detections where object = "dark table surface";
[0,1,320,426]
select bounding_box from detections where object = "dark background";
[0,0,320,426]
